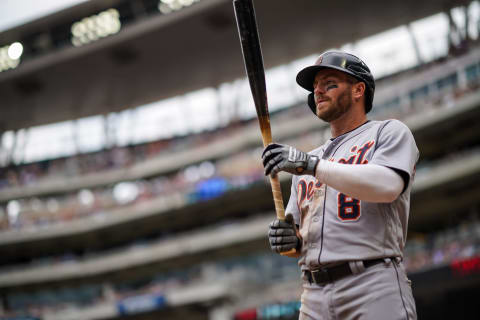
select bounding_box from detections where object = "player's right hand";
[262,143,319,177]
[268,214,301,254]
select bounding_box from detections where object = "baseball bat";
[233,0,296,256]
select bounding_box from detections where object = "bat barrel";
[233,0,268,118]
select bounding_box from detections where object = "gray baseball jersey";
[285,119,419,270]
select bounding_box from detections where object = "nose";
[313,82,325,95]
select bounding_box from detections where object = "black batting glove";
[262,143,319,177]
[268,214,301,254]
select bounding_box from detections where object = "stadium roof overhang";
[0,0,471,131]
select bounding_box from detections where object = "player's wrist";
[305,155,319,176]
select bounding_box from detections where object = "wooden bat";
[233,0,296,256]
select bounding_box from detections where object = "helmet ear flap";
[365,89,373,113]
[308,93,316,115]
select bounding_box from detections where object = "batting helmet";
[296,51,375,114]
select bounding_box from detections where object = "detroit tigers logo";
[297,178,323,229]
[297,178,322,209]
[332,140,375,164]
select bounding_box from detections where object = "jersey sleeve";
[285,175,301,226]
[370,120,419,191]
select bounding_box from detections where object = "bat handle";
[269,175,285,219]
[269,175,298,257]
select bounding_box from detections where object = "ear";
[351,82,366,101]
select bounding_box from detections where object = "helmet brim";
[296,65,363,92]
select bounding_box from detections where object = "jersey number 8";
[337,193,361,221]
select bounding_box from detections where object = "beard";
[316,89,352,122]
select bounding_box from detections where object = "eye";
[326,82,338,90]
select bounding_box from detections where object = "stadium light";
[0,42,23,72]
[8,42,23,60]
[71,8,121,47]
[158,0,200,14]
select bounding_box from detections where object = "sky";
[0,0,479,164]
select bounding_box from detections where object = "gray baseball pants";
[299,258,417,320]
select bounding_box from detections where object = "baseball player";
[262,51,419,320]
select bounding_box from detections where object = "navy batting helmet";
[296,51,375,114]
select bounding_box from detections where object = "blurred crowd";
[0,147,265,231]
[2,216,480,317]
[404,217,480,272]
[0,121,249,190]
[1,133,478,234]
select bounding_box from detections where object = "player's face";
[313,70,354,122]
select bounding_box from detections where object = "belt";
[304,258,386,285]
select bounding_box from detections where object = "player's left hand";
[268,214,301,254]
[262,143,319,177]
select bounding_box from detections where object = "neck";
[329,107,367,138]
